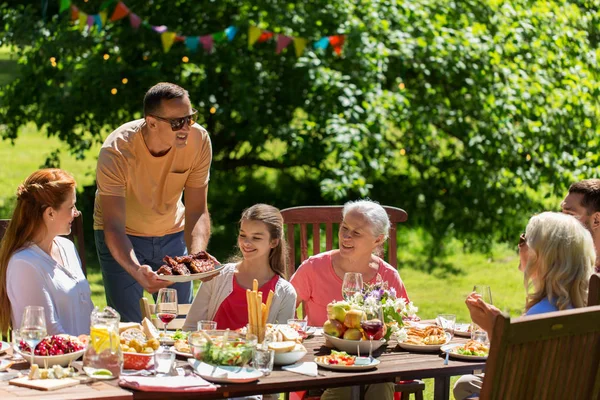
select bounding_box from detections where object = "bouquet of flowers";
[347,276,418,341]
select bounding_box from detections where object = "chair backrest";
[280,205,408,278]
[589,273,600,306]
[0,214,87,276]
[139,297,192,330]
[481,305,600,400]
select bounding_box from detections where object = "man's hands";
[465,292,502,337]
[134,265,173,293]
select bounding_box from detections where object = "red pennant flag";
[257,32,273,43]
[329,35,345,55]
[276,35,293,54]
[110,1,130,22]
[200,35,214,53]
[175,36,185,42]
[129,13,141,29]
[70,5,79,21]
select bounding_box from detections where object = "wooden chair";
[480,305,600,400]
[280,205,408,279]
[0,213,87,276]
[139,297,192,330]
[589,273,600,306]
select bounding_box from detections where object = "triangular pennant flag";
[70,5,79,21]
[293,37,307,57]
[257,31,273,43]
[161,31,177,53]
[94,14,103,30]
[87,15,95,30]
[225,26,238,41]
[329,35,345,55]
[184,36,200,53]
[276,35,293,54]
[248,26,262,47]
[200,35,214,53]
[59,0,71,13]
[314,37,329,50]
[99,11,108,27]
[78,11,88,31]
[152,25,168,34]
[129,13,141,29]
[109,1,130,22]
[175,36,185,42]
[213,31,226,43]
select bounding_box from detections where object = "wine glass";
[342,272,363,301]
[471,285,492,344]
[360,306,384,359]
[20,306,47,366]
[156,288,178,347]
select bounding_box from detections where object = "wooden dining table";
[0,335,485,400]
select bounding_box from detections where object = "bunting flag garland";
[129,12,141,29]
[276,35,293,54]
[161,31,177,53]
[61,1,346,57]
[109,1,129,22]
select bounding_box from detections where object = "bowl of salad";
[189,330,257,366]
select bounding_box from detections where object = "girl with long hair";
[0,169,93,336]
[183,204,296,330]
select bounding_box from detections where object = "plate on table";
[454,323,472,338]
[315,356,380,371]
[14,348,85,367]
[397,332,452,353]
[324,333,386,355]
[305,327,317,339]
[170,346,192,359]
[188,359,263,383]
[0,341,9,355]
[441,343,488,361]
[157,264,224,283]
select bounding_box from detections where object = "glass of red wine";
[360,306,384,359]
[156,288,178,348]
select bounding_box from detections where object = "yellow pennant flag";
[293,37,307,57]
[78,11,88,31]
[99,11,108,27]
[248,26,262,48]
[161,32,177,53]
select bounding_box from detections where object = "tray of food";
[397,325,450,352]
[157,251,223,282]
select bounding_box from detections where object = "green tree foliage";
[1,0,599,257]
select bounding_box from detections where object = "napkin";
[118,375,217,392]
[282,362,318,377]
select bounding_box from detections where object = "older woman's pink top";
[290,251,409,327]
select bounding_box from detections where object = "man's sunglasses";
[150,109,198,131]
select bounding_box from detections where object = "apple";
[331,303,350,323]
[323,319,346,338]
[343,309,365,329]
[343,328,363,340]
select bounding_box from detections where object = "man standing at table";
[94,82,212,322]
[561,179,600,273]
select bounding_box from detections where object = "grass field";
[0,45,525,400]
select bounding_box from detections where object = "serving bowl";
[323,333,386,355]
[123,351,154,370]
[15,348,85,367]
[189,330,256,366]
[273,348,307,366]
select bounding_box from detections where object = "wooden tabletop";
[0,335,485,400]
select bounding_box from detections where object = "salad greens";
[196,340,253,366]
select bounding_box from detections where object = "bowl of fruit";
[120,328,160,370]
[189,330,256,366]
[323,304,387,355]
[16,335,85,366]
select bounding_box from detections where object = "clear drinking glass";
[11,328,23,361]
[252,348,275,376]
[197,320,217,331]
[471,285,492,344]
[20,306,47,365]
[156,288,178,347]
[154,349,176,375]
[437,314,456,340]
[342,272,363,301]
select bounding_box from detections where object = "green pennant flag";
[212,31,226,43]
[59,0,70,13]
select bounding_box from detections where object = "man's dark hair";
[143,82,189,116]
[568,179,600,214]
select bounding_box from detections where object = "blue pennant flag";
[185,36,200,53]
[225,26,238,41]
[94,14,103,30]
[314,37,330,50]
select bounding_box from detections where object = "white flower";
[394,327,408,342]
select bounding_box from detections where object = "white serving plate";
[188,359,263,383]
[157,264,224,283]
[15,348,85,367]
[315,356,380,371]
[397,333,452,353]
[169,346,192,359]
[441,343,488,361]
[273,349,307,366]
[454,323,472,338]
[324,333,386,355]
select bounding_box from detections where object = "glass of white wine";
[20,306,47,366]
[342,272,363,301]
[471,285,492,344]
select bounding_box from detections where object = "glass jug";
[83,306,123,377]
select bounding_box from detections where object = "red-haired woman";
[0,169,93,336]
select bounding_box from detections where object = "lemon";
[92,369,113,377]
[90,327,120,354]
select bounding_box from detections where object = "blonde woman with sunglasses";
[454,212,595,399]
[93,82,212,322]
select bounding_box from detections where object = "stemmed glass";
[20,306,47,366]
[471,285,492,344]
[156,288,178,348]
[360,305,384,359]
[342,272,363,301]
